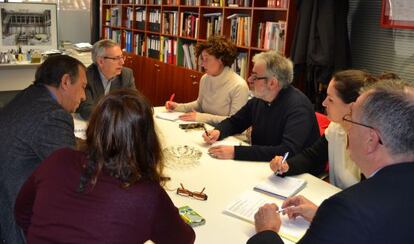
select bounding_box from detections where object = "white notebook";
[155,112,184,121]
[224,191,309,242]
[254,174,306,198]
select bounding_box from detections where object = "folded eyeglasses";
[176,183,208,201]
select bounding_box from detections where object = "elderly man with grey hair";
[77,39,136,119]
[203,51,319,161]
[248,79,414,244]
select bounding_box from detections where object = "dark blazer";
[247,162,414,244]
[77,63,136,119]
[0,84,75,244]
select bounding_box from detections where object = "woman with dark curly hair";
[15,89,195,244]
[165,35,249,126]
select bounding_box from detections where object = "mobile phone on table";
[179,123,204,130]
[178,205,206,227]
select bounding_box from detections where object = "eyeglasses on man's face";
[342,114,383,144]
[176,183,208,201]
[248,75,268,82]
[103,55,126,62]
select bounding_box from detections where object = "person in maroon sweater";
[14,89,195,244]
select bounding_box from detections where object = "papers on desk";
[224,191,309,242]
[254,174,307,198]
[155,111,184,121]
[72,42,92,52]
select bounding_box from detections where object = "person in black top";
[202,51,319,162]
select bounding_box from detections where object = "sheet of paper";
[224,191,309,242]
[155,111,184,121]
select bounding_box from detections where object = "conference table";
[74,107,341,244]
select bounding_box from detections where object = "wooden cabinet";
[125,55,198,106]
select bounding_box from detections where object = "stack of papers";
[224,191,309,242]
[254,174,307,198]
[155,111,184,121]
[72,42,92,52]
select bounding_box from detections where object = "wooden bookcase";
[100,0,297,106]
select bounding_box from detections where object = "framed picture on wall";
[381,0,414,29]
[0,3,58,52]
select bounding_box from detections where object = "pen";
[167,93,175,110]
[276,207,290,214]
[281,152,289,165]
[277,152,289,175]
[169,93,175,102]
[202,124,210,137]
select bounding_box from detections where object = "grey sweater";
[175,67,249,126]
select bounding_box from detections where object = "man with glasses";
[248,79,414,244]
[77,39,136,119]
[203,51,319,162]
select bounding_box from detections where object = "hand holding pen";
[165,93,177,111]
[270,152,289,175]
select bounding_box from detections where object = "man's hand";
[202,129,220,144]
[208,145,235,159]
[281,195,318,222]
[254,203,282,233]
[179,111,197,121]
[270,155,290,175]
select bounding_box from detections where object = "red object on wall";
[381,0,414,29]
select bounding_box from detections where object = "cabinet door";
[171,67,201,103]
[124,54,144,91]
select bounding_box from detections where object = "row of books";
[160,37,177,64]
[204,13,222,39]
[231,52,248,80]
[103,0,286,6]
[267,0,288,8]
[182,43,197,70]
[228,14,251,47]
[180,12,199,39]
[162,11,179,36]
[227,0,250,7]
[257,20,286,53]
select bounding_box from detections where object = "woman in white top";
[165,36,249,126]
[269,69,381,189]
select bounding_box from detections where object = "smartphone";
[178,205,206,227]
[179,123,204,130]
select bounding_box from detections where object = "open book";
[254,174,306,198]
[224,191,309,242]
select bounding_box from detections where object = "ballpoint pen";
[277,152,289,175]
[202,124,210,137]
[169,93,175,102]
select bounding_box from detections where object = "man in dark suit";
[248,79,414,244]
[0,55,87,244]
[77,39,135,119]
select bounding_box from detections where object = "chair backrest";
[315,112,330,135]
[315,112,331,178]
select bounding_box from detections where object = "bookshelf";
[101,0,297,106]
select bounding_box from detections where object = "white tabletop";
[73,108,341,244]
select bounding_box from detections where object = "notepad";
[223,191,309,242]
[155,112,184,121]
[254,174,307,198]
